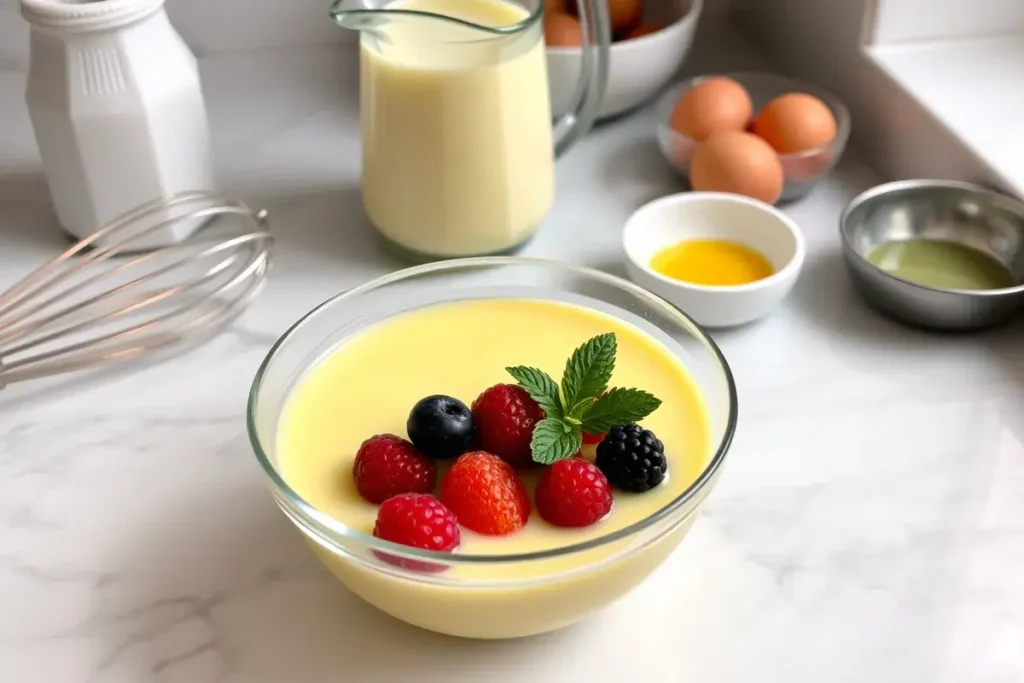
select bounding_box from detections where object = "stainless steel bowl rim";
[246,256,738,564]
[840,179,1024,297]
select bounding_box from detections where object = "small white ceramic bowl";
[547,0,702,121]
[623,192,806,328]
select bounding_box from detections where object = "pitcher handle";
[552,0,611,157]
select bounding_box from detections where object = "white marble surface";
[2,23,1023,683]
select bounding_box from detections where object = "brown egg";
[621,22,663,40]
[544,12,583,46]
[670,77,753,142]
[690,131,784,204]
[752,92,837,154]
[608,0,644,34]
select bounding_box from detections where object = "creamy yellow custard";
[276,298,714,638]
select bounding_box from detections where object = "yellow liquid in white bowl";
[359,0,555,258]
[277,298,713,638]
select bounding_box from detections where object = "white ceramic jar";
[22,0,215,248]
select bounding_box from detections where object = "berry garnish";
[373,493,459,572]
[535,457,613,527]
[471,384,545,469]
[440,451,530,535]
[352,434,437,504]
[407,394,476,460]
[505,333,662,465]
[595,424,667,492]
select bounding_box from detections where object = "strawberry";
[440,451,530,535]
[535,457,613,528]
[352,434,437,504]
[373,493,460,572]
[471,384,546,469]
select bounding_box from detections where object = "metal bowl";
[840,180,1024,331]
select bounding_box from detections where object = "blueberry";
[407,395,476,460]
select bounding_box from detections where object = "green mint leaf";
[581,387,663,434]
[568,396,596,421]
[560,333,616,408]
[531,418,583,465]
[506,365,562,419]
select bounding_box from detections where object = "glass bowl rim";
[246,256,738,565]
[655,70,852,161]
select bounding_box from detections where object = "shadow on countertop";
[0,172,72,256]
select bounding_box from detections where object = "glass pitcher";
[331,0,610,262]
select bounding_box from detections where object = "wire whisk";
[0,191,272,388]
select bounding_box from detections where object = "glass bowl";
[655,71,851,204]
[246,257,737,639]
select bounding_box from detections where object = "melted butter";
[651,239,774,286]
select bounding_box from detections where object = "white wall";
[730,0,1016,193]
[0,0,733,72]
[872,0,1024,44]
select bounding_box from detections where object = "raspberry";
[596,424,667,492]
[471,384,546,468]
[535,457,614,527]
[440,451,530,535]
[373,493,460,572]
[352,434,437,504]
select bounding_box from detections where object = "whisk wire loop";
[0,192,272,388]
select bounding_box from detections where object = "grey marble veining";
[1,23,1022,683]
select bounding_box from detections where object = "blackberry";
[595,424,667,492]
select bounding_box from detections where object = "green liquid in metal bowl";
[865,239,1015,290]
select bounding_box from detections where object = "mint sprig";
[580,387,662,434]
[505,333,663,465]
[506,366,562,419]
[530,418,582,466]
[560,332,616,412]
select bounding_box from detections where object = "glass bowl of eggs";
[655,71,851,204]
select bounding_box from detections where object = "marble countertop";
[2,22,1023,683]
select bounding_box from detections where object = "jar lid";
[21,0,165,32]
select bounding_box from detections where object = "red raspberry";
[352,434,437,504]
[440,451,530,535]
[471,384,546,468]
[373,493,460,550]
[373,493,460,572]
[535,457,613,528]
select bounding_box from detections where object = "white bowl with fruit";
[546,0,703,120]
[656,71,851,203]
[248,258,736,639]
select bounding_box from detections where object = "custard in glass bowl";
[247,258,736,639]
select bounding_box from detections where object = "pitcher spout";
[330,0,387,32]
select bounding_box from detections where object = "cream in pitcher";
[332,0,610,260]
